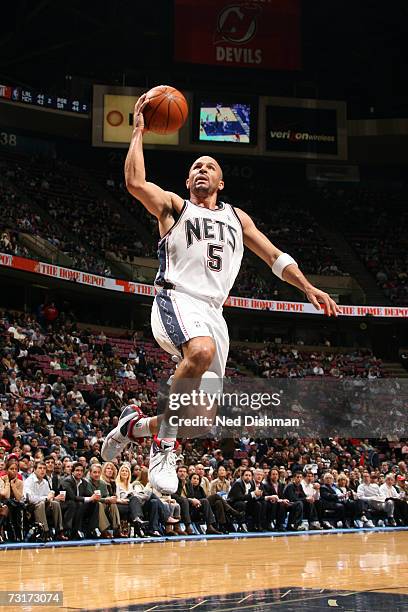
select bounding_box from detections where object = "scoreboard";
[0,84,89,115]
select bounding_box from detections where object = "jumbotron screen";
[195,98,255,144]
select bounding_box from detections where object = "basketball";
[143,85,188,135]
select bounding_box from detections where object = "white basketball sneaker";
[101,404,146,461]
[148,436,178,494]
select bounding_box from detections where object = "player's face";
[187,156,224,196]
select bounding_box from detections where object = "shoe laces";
[160,449,177,475]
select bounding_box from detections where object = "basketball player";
[102,94,340,494]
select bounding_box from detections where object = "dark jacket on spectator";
[175,479,195,498]
[283,482,306,503]
[263,480,286,499]
[320,484,341,509]
[227,479,256,504]
[61,475,94,502]
[189,483,207,501]
[86,477,109,501]
[44,473,60,494]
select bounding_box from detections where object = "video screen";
[196,99,254,144]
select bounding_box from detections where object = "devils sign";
[175,0,301,70]
[214,5,260,45]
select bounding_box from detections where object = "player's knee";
[186,342,215,374]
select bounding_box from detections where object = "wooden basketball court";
[2,530,408,611]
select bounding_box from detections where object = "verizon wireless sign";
[1,252,407,318]
[266,105,338,156]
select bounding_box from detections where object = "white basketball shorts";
[151,289,229,380]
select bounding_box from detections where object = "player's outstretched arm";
[124,94,184,221]
[236,207,340,317]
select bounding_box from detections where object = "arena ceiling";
[1,0,407,117]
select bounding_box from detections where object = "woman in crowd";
[132,466,169,536]
[336,473,369,527]
[115,463,149,536]
[209,465,230,496]
[348,470,362,493]
[145,482,184,536]
[0,479,9,542]
[101,461,126,537]
[207,466,243,533]
[0,459,24,541]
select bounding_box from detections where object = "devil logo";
[214,4,261,45]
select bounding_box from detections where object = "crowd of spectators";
[0,308,407,543]
[0,153,139,275]
[3,149,408,308]
[0,161,111,276]
[230,345,384,379]
[244,199,347,277]
[1,435,407,543]
[319,185,408,305]
[0,228,30,258]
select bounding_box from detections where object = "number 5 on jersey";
[207,244,223,271]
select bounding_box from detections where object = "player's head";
[186,156,224,197]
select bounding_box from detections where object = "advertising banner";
[103,94,179,145]
[1,252,407,318]
[174,0,301,70]
[266,106,338,155]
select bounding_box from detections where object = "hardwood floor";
[1,531,407,611]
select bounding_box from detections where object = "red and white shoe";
[101,405,146,461]
[148,436,179,494]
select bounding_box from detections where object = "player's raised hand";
[305,286,340,317]
[133,94,149,131]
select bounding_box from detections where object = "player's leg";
[101,293,213,462]
[101,342,215,464]
[101,403,157,462]
[148,298,229,494]
[148,335,217,493]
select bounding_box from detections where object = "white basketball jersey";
[155,200,244,307]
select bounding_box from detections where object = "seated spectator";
[301,471,323,529]
[115,463,147,536]
[379,474,408,526]
[23,461,67,541]
[188,473,222,535]
[283,471,320,530]
[336,473,369,528]
[262,467,292,531]
[202,466,242,533]
[0,475,10,542]
[357,471,396,526]
[282,473,306,531]
[209,465,230,497]
[116,463,167,537]
[193,463,211,496]
[131,466,169,537]
[320,472,350,528]
[0,458,24,541]
[172,466,220,535]
[44,456,61,494]
[86,462,120,538]
[228,468,265,532]
[145,482,184,536]
[100,461,127,537]
[86,369,99,385]
[61,462,100,539]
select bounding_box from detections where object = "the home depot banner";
[174,0,301,70]
[1,252,407,318]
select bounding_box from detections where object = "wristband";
[272,253,298,280]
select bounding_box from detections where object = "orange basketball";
[143,85,188,135]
